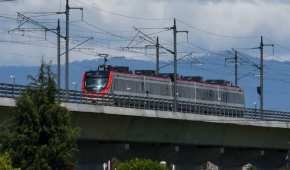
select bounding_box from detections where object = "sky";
[1,0,290,65]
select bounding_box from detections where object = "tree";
[0,152,19,170]
[1,63,79,170]
[116,158,168,170]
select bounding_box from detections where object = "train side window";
[224,92,228,103]
[231,93,237,104]
[115,79,125,91]
[208,89,215,101]
[135,81,141,93]
[234,93,238,104]
[196,88,200,100]
[141,82,144,93]
[177,85,192,98]
[166,84,170,96]
[211,89,218,102]
[206,89,210,100]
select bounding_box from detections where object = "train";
[82,65,245,109]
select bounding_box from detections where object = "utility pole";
[64,0,83,92]
[259,36,264,113]
[156,36,160,75]
[172,19,177,112]
[231,36,274,114]
[57,19,61,90]
[234,50,238,86]
[122,28,162,75]
[258,36,274,113]
[170,18,188,112]
[11,9,85,92]
[132,27,161,74]
[11,13,66,90]
[65,0,69,92]
[225,49,239,86]
[249,36,274,114]
[130,24,188,112]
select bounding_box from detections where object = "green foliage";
[247,167,257,170]
[279,167,288,170]
[116,158,168,170]
[0,152,19,170]
[1,63,79,170]
[245,165,257,170]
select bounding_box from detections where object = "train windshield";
[85,71,109,92]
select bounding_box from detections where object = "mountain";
[1,53,289,111]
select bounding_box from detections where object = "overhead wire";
[0,15,17,21]
[3,1,290,76]
[72,0,170,21]
[182,42,263,79]
[82,19,131,40]
[263,36,290,55]
[176,18,259,40]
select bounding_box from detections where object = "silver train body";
[110,72,245,108]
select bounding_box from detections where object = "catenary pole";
[260,36,264,113]
[171,18,188,112]
[234,50,238,86]
[173,18,177,112]
[57,19,61,90]
[156,36,160,75]
[65,0,70,92]
[257,36,273,114]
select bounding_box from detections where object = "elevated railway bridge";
[0,83,290,170]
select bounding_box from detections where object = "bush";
[116,158,168,170]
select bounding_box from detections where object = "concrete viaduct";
[1,97,290,170]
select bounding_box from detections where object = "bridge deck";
[1,96,290,150]
[1,96,290,129]
[63,102,290,129]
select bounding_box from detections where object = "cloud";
[1,0,290,66]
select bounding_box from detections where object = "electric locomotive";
[82,65,245,109]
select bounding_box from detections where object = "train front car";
[82,70,112,97]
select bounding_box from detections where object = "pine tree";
[2,63,79,170]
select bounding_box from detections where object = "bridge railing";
[0,83,27,98]
[1,83,290,122]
